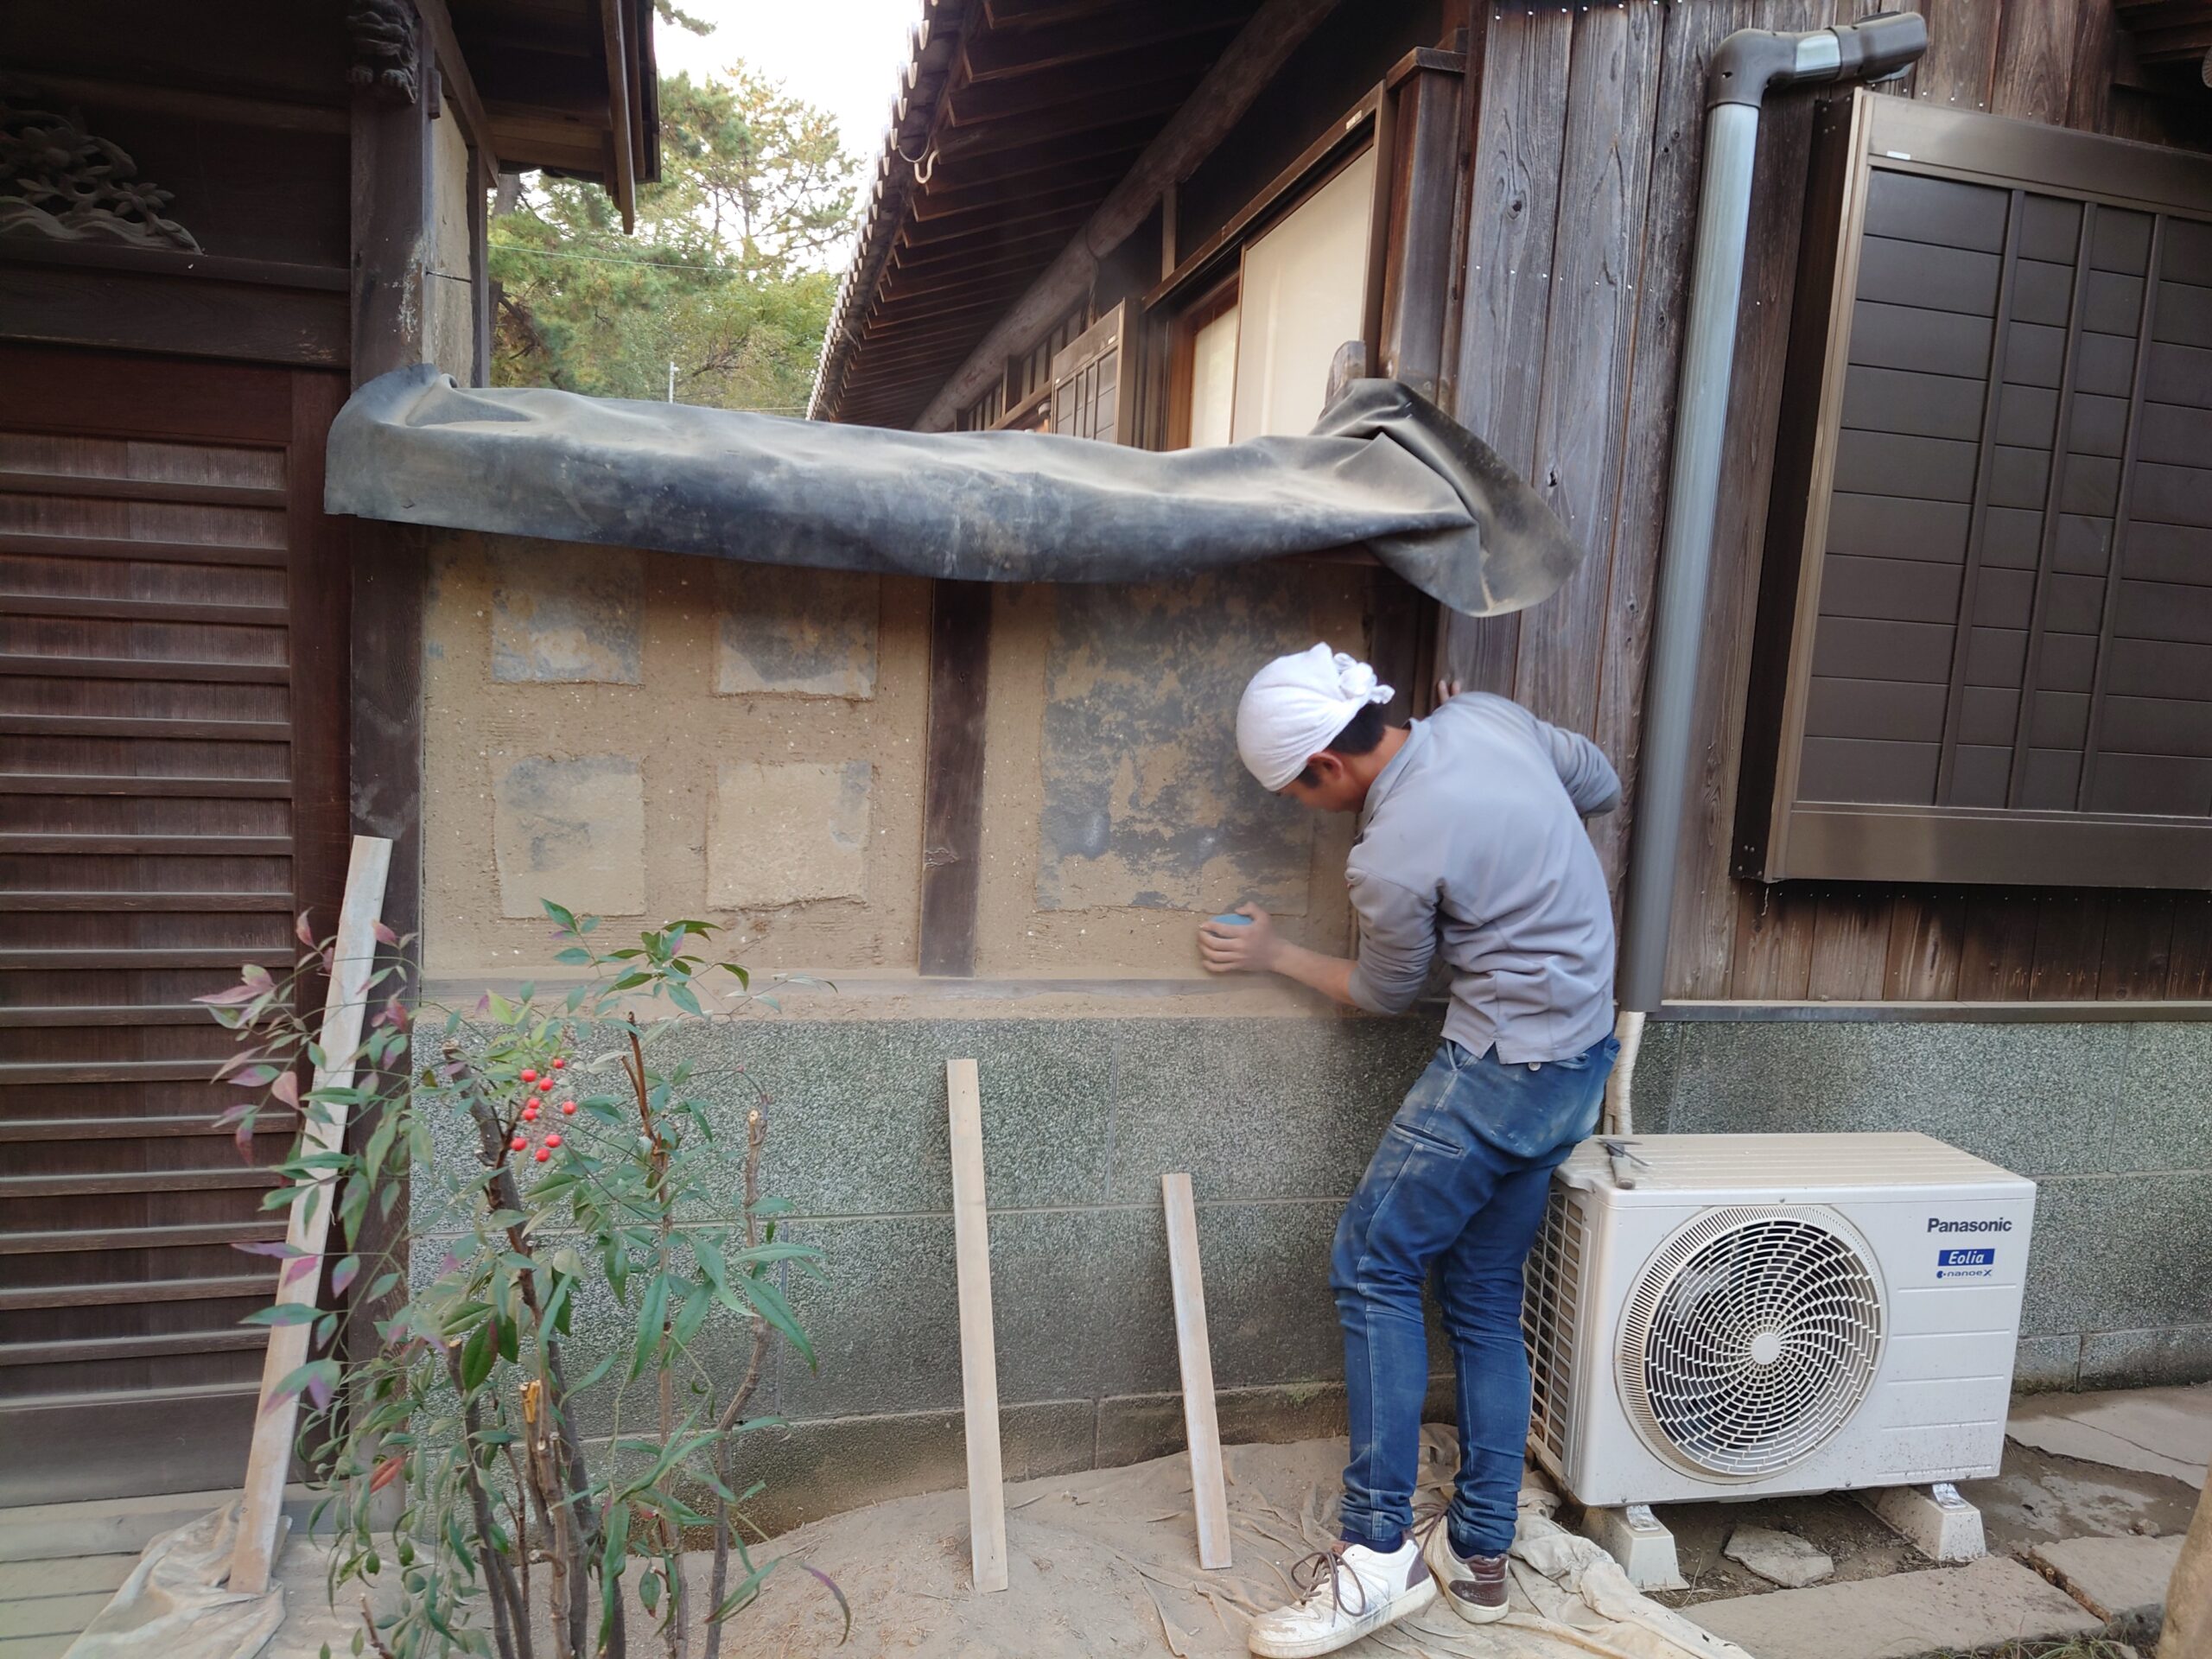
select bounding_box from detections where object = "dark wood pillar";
[344,0,433,1362]
[917,582,995,976]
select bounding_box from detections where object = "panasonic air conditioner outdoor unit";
[1522,1132,2036,1513]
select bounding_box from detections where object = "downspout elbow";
[1707,12,1929,109]
[1707,29,1803,109]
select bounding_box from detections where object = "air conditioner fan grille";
[1618,1205,1885,1480]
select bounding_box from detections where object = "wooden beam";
[931,81,1190,166]
[847,335,982,373]
[920,122,1155,192]
[865,295,1024,336]
[599,0,638,230]
[912,151,1128,220]
[961,0,1249,81]
[352,34,435,384]
[919,583,993,977]
[894,210,1081,263]
[943,34,1225,128]
[347,518,425,1389]
[902,179,1119,244]
[887,241,1065,288]
[916,0,1345,429]
[879,262,1035,309]
[1161,1173,1230,1571]
[894,211,1094,265]
[945,1059,1009,1594]
[1375,54,1465,402]
[0,264,346,370]
[7,73,346,133]
[469,144,492,385]
[229,834,392,1597]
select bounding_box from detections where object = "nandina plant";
[207,903,843,1659]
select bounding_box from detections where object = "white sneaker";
[1246,1537,1435,1658]
[1418,1516,1511,1624]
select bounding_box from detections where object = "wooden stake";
[1161,1173,1231,1570]
[228,834,393,1595]
[945,1058,1008,1593]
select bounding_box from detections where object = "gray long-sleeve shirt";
[1344,692,1619,1064]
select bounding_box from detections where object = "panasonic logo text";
[1927,1217,2013,1234]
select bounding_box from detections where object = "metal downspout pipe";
[1612,12,1929,1018]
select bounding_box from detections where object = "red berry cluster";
[509,1055,576,1164]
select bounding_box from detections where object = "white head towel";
[1235,644,1395,791]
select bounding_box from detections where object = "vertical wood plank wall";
[1442,0,2212,1003]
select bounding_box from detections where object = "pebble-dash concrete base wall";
[412,1012,2211,1535]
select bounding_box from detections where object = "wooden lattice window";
[1047,302,1133,444]
[1740,92,2212,890]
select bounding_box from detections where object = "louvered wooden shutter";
[1742,95,2212,888]
[1048,303,1134,443]
[0,345,351,1503]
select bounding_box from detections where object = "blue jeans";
[1331,1033,1617,1558]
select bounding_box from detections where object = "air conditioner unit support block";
[1860,1481,1986,1562]
[1580,1502,1687,1591]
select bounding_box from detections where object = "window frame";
[1166,272,1241,450]
[1147,86,1387,448]
[1739,90,2212,892]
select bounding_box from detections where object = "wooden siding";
[0,345,351,1503]
[1440,0,2210,1002]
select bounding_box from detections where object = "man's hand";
[1198,906,1279,975]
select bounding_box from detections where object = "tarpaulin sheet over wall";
[325,368,1582,617]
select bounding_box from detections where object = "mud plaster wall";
[421,535,1371,990]
[974,569,1366,978]
[420,534,929,980]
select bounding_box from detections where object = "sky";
[654,0,920,183]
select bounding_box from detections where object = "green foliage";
[207,909,841,1659]
[489,67,855,414]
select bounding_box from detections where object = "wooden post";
[1161,1173,1231,1570]
[917,584,993,976]
[945,1059,1008,1592]
[229,834,394,1595]
[349,0,434,385]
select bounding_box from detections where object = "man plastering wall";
[1198,645,1621,1655]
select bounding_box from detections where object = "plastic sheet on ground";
[734,1427,1758,1659]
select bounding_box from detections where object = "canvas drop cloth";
[59,1502,285,1659]
[734,1427,1757,1659]
[51,1434,1755,1659]
[325,369,1583,618]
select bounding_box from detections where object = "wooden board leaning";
[1161,1172,1231,1570]
[227,834,393,1595]
[946,1058,1010,1593]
